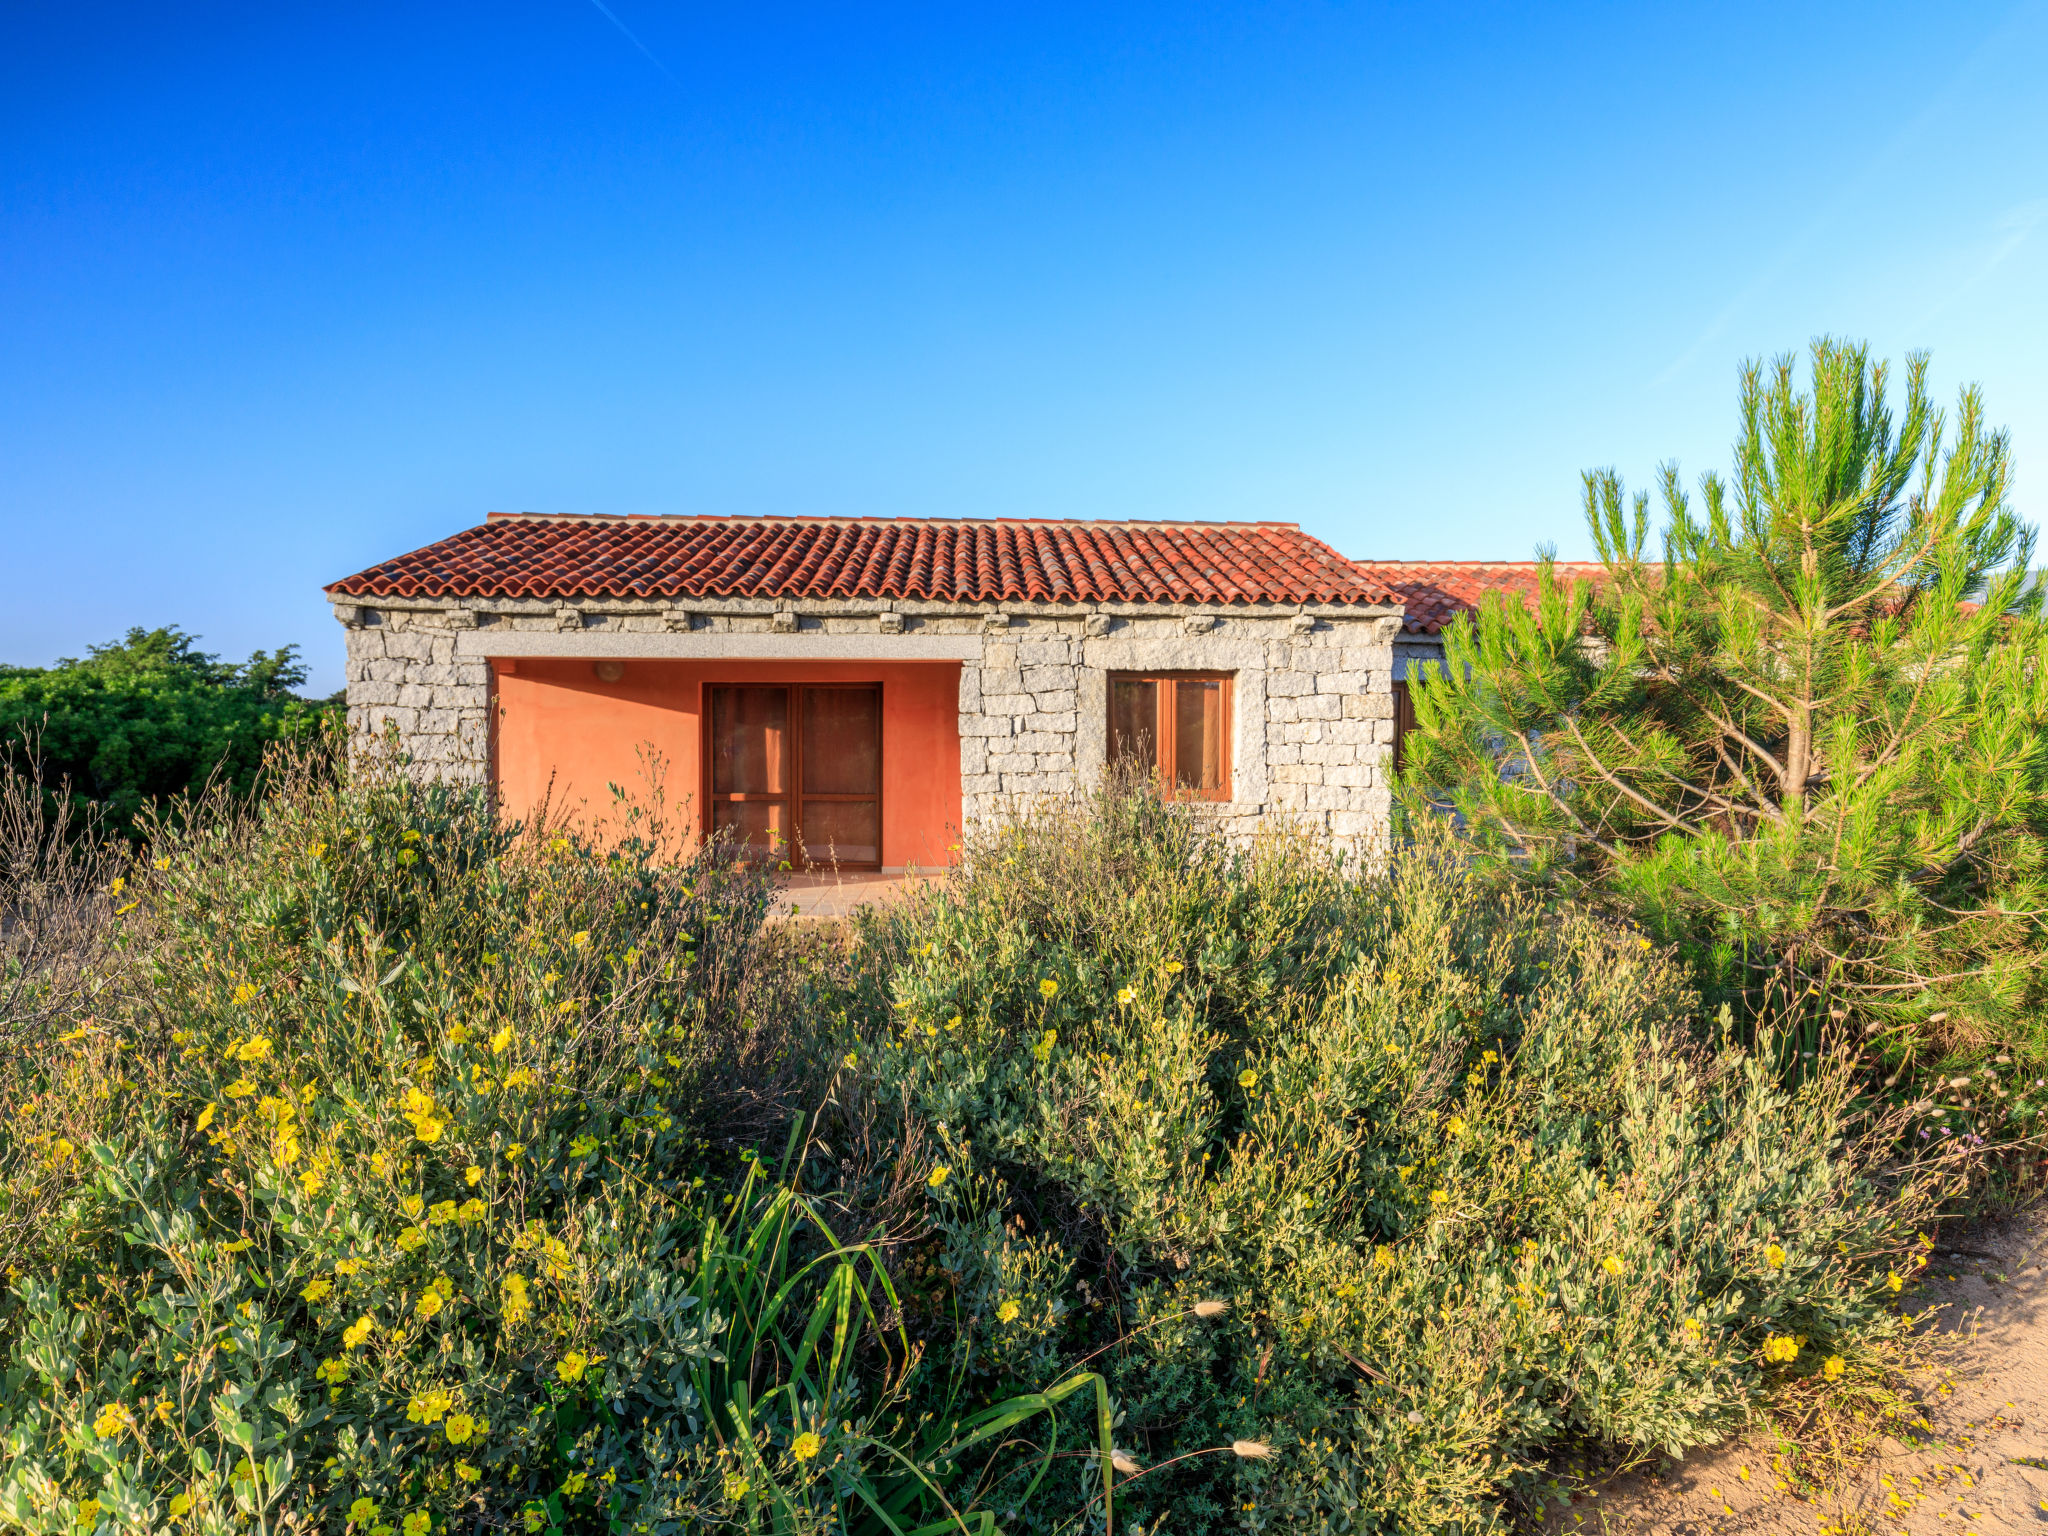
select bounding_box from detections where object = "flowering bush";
[838,789,1964,1531]
[0,752,1113,1536]
[0,752,1966,1536]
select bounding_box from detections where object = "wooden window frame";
[700,681,885,871]
[1106,671,1234,803]
[1392,679,1415,775]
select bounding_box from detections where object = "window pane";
[711,799,791,860]
[710,687,788,795]
[800,800,881,867]
[802,687,882,795]
[1174,679,1225,793]
[1109,679,1158,775]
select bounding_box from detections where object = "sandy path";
[1539,1201,2048,1535]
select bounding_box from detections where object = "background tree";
[1402,339,2048,1067]
[0,626,340,839]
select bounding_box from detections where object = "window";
[1392,680,1416,774]
[704,684,882,868]
[1107,673,1232,801]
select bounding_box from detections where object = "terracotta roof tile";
[1352,561,1609,635]
[327,515,1405,608]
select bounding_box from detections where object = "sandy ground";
[1537,1200,2048,1536]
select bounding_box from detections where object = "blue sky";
[4,1,2045,694]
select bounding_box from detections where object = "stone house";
[326,515,1552,869]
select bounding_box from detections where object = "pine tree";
[1404,340,2048,1063]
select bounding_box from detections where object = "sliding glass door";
[705,684,882,868]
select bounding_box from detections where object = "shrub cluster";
[0,756,1963,1535]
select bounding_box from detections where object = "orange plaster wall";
[490,658,962,868]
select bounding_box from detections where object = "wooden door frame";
[700,681,885,870]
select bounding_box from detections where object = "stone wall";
[961,608,1398,845]
[333,597,1401,846]
[336,606,494,781]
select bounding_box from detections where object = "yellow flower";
[93,1402,133,1439]
[195,1104,216,1132]
[571,930,591,949]
[1762,1334,1800,1363]
[224,1080,255,1100]
[1429,1188,1448,1206]
[457,1198,487,1223]
[1763,1243,1787,1269]
[1822,1354,1846,1379]
[233,1036,273,1062]
[1163,961,1183,975]
[568,1134,599,1158]
[556,1350,589,1383]
[722,1471,750,1502]
[396,1228,426,1254]
[169,1491,193,1517]
[416,1290,445,1320]
[1116,987,1135,1006]
[791,1431,822,1462]
[1038,977,1059,999]
[490,1028,514,1056]
[231,982,257,1006]
[413,1118,443,1145]
[455,1463,480,1483]
[927,1165,950,1190]
[301,1278,333,1304]
[1238,1069,1258,1090]
[349,1497,379,1527]
[406,1388,453,1424]
[316,1358,348,1384]
[1600,1256,1625,1277]
[403,1513,430,1536]
[342,1314,375,1349]
[465,1166,483,1186]
[1887,1271,1905,1293]
[334,1257,362,1276]
[501,1274,532,1325]
[444,1413,476,1444]
[1445,1116,1465,1135]
[996,1299,1020,1324]
[561,1472,588,1496]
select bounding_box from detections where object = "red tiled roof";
[1351,561,1610,635]
[327,515,1405,608]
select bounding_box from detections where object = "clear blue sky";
[4,2,2045,694]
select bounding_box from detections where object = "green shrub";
[841,792,1963,1531]
[0,756,1095,1535]
[0,755,1964,1536]
[0,628,339,841]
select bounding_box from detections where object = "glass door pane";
[796,685,882,869]
[710,800,792,859]
[1109,678,1159,775]
[708,686,790,861]
[1174,679,1225,794]
[801,687,882,796]
[799,800,880,867]
[710,687,789,794]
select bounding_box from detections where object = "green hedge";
[0,757,1958,1535]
